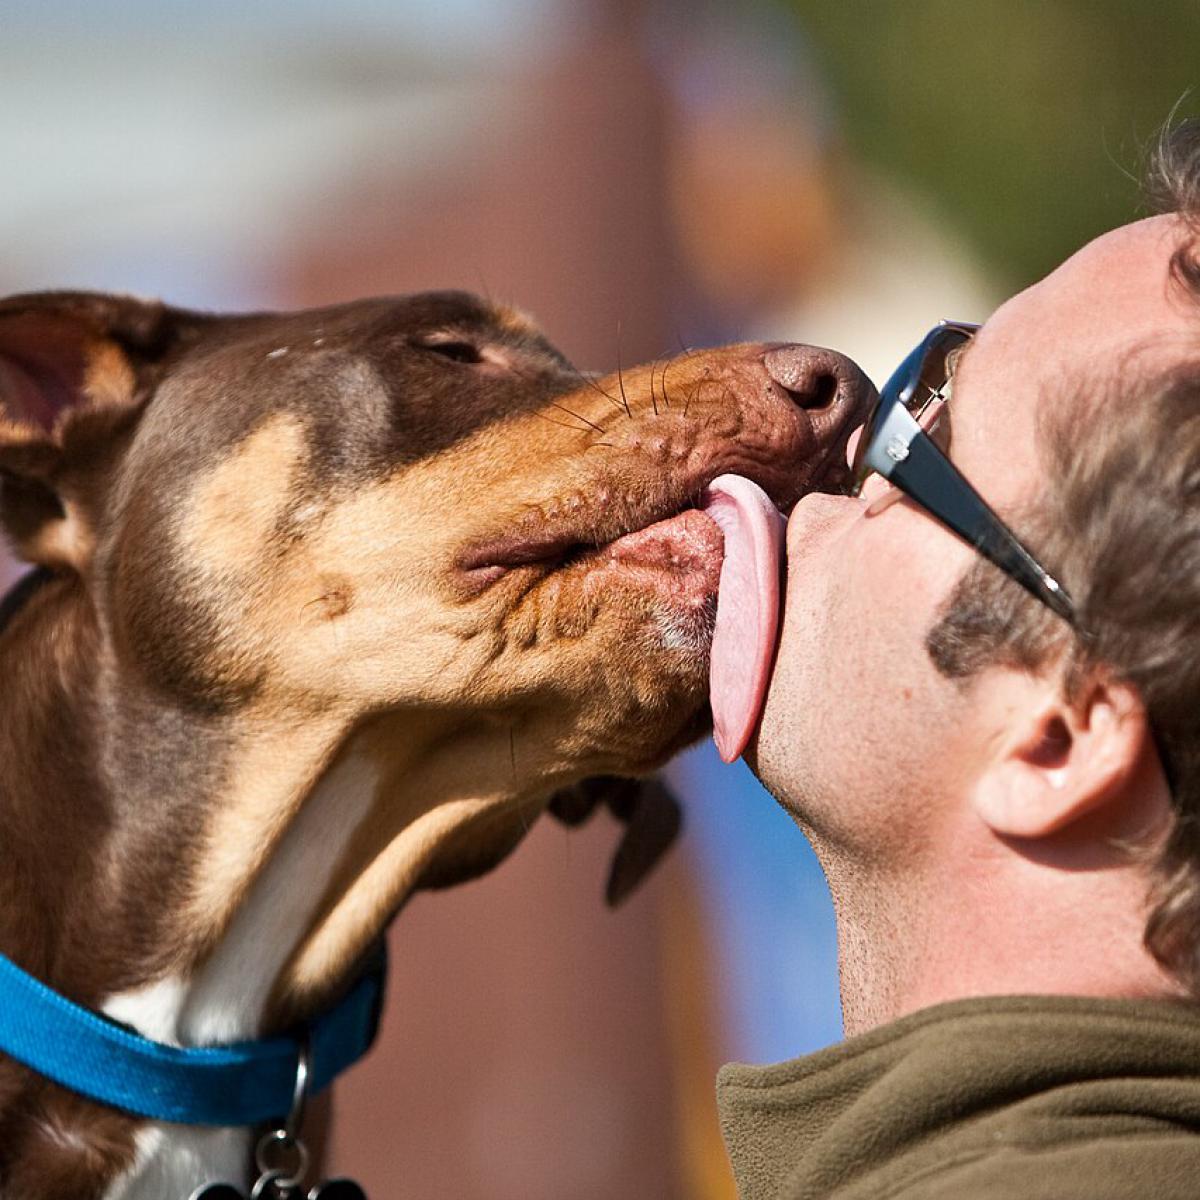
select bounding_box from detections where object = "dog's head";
[0,289,868,958]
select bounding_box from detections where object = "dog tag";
[190,1186,246,1200]
[308,1180,367,1200]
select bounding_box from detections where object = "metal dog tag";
[190,1185,247,1200]
[308,1180,368,1200]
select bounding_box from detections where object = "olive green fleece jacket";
[717,995,1200,1199]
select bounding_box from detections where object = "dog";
[0,289,868,1198]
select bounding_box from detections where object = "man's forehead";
[957,216,1196,413]
[983,215,1194,365]
[944,214,1198,509]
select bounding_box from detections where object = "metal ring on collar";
[286,1033,311,1140]
[250,1166,296,1199]
[255,1129,309,1192]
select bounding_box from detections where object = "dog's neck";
[0,571,518,1050]
[0,570,545,1199]
[101,743,374,1048]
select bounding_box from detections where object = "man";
[721,123,1200,1198]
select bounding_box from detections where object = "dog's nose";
[762,344,875,431]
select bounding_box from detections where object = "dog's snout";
[763,345,874,429]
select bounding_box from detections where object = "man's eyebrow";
[947,336,977,383]
[936,338,977,456]
[939,387,954,451]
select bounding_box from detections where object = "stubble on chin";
[743,670,812,827]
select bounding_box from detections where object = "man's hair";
[926,118,1200,995]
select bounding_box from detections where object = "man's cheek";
[784,493,849,563]
[751,561,832,764]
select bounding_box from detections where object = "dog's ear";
[414,777,682,906]
[548,776,683,906]
[0,291,205,570]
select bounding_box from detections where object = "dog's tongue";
[701,474,786,763]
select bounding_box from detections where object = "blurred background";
[3,0,1198,1195]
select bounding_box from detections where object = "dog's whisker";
[535,413,590,432]
[617,364,631,419]
[568,366,626,415]
[550,402,606,435]
[615,337,632,419]
[673,329,698,361]
[660,359,680,412]
[514,791,532,836]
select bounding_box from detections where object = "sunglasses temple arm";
[889,436,1076,624]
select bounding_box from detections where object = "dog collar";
[0,947,385,1126]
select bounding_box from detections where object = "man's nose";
[762,344,877,439]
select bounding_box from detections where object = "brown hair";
[926,118,1200,995]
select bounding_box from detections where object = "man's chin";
[740,725,764,775]
[738,695,790,796]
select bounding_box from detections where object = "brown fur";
[0,289,870,1197]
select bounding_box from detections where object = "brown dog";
[0,290,868,1198]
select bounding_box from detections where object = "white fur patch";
[180,749,377,1044]
[103,1125,251,1200]
[102,975,188,1047]
[100,749,377,1197]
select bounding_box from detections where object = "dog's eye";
[415,336,484,365]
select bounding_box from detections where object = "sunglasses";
[849,321,1076,625]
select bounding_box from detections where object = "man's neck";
[823,839,1184,1038]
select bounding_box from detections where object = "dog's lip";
[454,451,843,595]
[455,495,720,594]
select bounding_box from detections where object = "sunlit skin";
[750,215,1196,1034]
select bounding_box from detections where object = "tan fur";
[287,794,509,1002]
[169,399,657,971]
[180,415,307,575]
[176,351,833,1007]
[23,515,93,573]
[179,717,346,967]
[168,361,757,994]
[82,342,135,409]
[495,305,543,339]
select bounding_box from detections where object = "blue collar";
[0,948,385,1126]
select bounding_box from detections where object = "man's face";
[751,215,1196,860]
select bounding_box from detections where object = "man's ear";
[0,291,203,571]
[970,666,1159,841]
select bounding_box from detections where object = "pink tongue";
[701,475,786,763]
